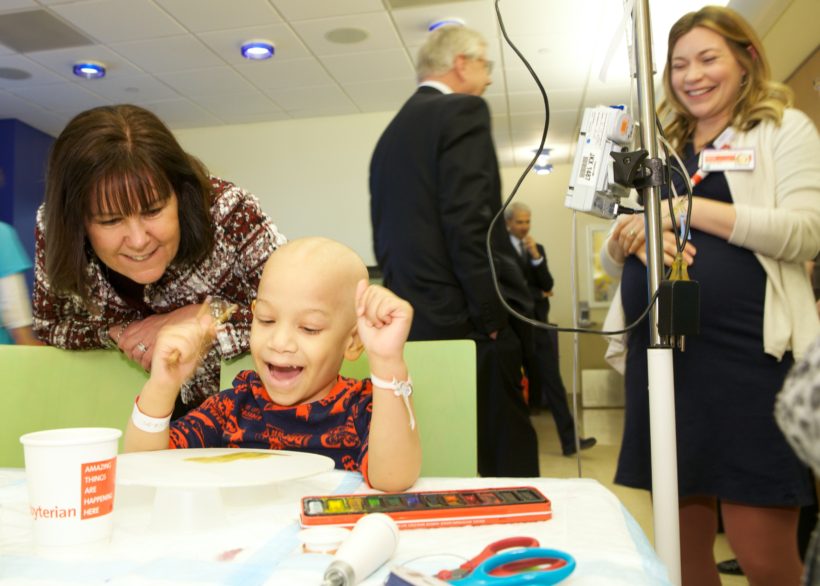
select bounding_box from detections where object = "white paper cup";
[20,427,122,548]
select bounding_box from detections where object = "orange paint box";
[300,486,552,530]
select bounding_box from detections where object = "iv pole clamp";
[631,0,681,584]
[611,149,668,196]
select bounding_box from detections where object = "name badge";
[700,148,755,172]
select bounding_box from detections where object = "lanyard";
[677,126,735,241]
[690,126,735,186]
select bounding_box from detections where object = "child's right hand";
[126,302,216,453]
[148,303,216,399]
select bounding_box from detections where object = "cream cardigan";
[603,108,820,364]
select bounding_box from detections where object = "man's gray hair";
[504,201,532,221]
[416,26,487,81]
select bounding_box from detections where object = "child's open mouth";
[268,364,303,383]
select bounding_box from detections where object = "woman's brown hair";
[43,104,214,300]
[659,5,793,150]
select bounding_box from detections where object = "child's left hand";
[355,280,412,361]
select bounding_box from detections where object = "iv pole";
[631,0,681,583]
[492,0,681,579]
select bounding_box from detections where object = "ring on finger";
[628,229,637,237]
[136,342,148,354]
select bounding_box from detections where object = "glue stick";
[321,513,399,585]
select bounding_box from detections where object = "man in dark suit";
[505,202,596,456]
[369,25,539,477]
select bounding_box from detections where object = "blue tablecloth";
[0,469,670,585]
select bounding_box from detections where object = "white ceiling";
[0,0,802,167]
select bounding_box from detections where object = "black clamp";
[611,149,668,191]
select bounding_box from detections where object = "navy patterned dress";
[615,141,813,506]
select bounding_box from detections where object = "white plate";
[116,448,335,488]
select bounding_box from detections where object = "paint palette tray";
[300,486,551,529]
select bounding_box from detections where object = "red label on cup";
[80,457,117,520]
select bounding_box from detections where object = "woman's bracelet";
[370,373,415,430]
[108,318,135,347]
[131,396,172,433]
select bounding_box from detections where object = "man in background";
[369,25,539,477]
[505,203,595,456]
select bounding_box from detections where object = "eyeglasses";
[476,57,494,74]
[463,54,494,74]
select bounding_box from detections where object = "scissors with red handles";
[435,537,575,584]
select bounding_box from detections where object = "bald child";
[125,237,421,492]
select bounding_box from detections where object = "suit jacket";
[370,86,531,340]
[513,241,554,322]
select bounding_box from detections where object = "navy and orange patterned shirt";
[169,370,373,480]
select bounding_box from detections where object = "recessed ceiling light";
[325,28,368,44]
[241,40,275,60]
[532,148,553,174]
[427,18,465,32]
[72,61,105,79]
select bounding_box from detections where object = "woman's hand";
[612,215,646,259]
[634,231,697,268]
[610,215,696,268]
[117,304,204,370]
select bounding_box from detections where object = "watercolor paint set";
[300,486,552,529]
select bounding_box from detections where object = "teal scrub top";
[0,222,33,344]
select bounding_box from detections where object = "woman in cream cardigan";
[603,6,819,586]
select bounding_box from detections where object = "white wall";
[174,111,395,266]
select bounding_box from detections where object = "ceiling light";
[241,40,275,60]
[533,148,553,175]
[427,18,465,32]
[72,61,105,79]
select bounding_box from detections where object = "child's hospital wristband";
[370,374,416,431]
[131,397,172,433]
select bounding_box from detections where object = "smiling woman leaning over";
[33,104,286,414]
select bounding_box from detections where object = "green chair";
[221,340,477,477]
[0,346,149,467]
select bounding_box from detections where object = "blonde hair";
[416,26,487,81]
[659,5,793,150]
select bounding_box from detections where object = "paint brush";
[166,299,239,367]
